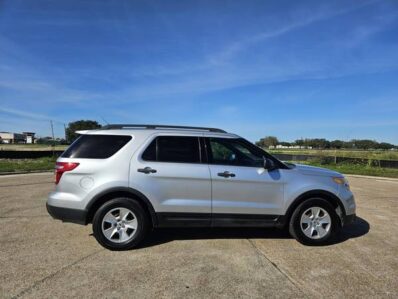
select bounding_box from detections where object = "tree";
[351,139,378,150]
[295,139,304,146]
[309,138,330,149]
[256,136,397,150]
[65,120,101,143]
[330,140,344,149]
[378,142,395,150]
[257,136,279,148]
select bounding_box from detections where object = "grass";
[0,144,67,151]
[296,161,398,178]
[0,157,56,173]
[1,158,397,178]
[268,148,398,160]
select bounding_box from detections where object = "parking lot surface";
[0,173,397,298]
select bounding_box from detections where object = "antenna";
[100,116,109,125]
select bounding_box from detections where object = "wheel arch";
[85,187,158,227]
[279,189,346,228]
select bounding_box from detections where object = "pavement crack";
[247,239,308,298]
[11,249,103,299]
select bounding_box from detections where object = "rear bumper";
[46,203,87,225]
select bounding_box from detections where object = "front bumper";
[46,203,87,225]
[342,213,356,226]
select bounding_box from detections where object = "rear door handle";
[137,167,157,174]
[217,171,236,178]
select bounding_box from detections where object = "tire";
[92,197,149,250]
[289,198,339,245]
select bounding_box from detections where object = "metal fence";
[1,150,398,169]
[0,150,64,159]
[273,153,398,169]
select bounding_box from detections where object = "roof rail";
[101,124,226,133]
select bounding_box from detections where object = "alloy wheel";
[101,207,138,243]
[300,207,331,239]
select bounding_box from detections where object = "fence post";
[334,149,337,164]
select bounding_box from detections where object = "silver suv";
[47,124,356,250]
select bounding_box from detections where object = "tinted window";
[142,139,156,161]
[61,135,132,159]
[142,136,200,163]
[209,138,263,167]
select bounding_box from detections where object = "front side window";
[208,138,263,167]
[142,136,200,163]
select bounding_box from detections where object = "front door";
[206,137,285,219]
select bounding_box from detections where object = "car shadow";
[329,216,370,245]
[136,216,370,249]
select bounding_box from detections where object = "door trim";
[212,213,280,227]
[156,212,281,228]
[156,212,211,227]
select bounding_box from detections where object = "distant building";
[268,145,313,149]
[0,132,36,144]
[23,132,36,144]
[0,132,25,144]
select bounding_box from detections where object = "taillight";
[55,162,79,184]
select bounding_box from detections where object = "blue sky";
[0,0,398,143]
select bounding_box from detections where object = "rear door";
[206,137,285,218]
[130,135,211,225]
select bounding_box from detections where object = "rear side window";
[61,135,132,159]
[142,136,200,163]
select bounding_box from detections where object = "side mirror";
[263,157,276,171]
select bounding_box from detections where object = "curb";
[345,174,398,181]
[0,170,53,176]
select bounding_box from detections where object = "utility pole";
[63,123,67,143]
[50,120,55,157]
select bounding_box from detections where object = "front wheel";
[289,198,339,245]
[92,198,149,250]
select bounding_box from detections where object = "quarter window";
[61,135,132,159]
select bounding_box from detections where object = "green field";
[0,157,397,178]
[268,148,398,160]
[0,157,56,173]
[297,161,398,178]
[0,144,67,151]
[0,146,397,177]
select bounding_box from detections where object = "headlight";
[332,177,350,190]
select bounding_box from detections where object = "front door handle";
[217,171,236,178]
[137,167,157,174]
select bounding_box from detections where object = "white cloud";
[0,106,65,123]
[207,0,381,65]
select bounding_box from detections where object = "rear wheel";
[289,198,339,245]
[92,198,149,250]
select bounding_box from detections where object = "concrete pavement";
[0,173,397,298]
